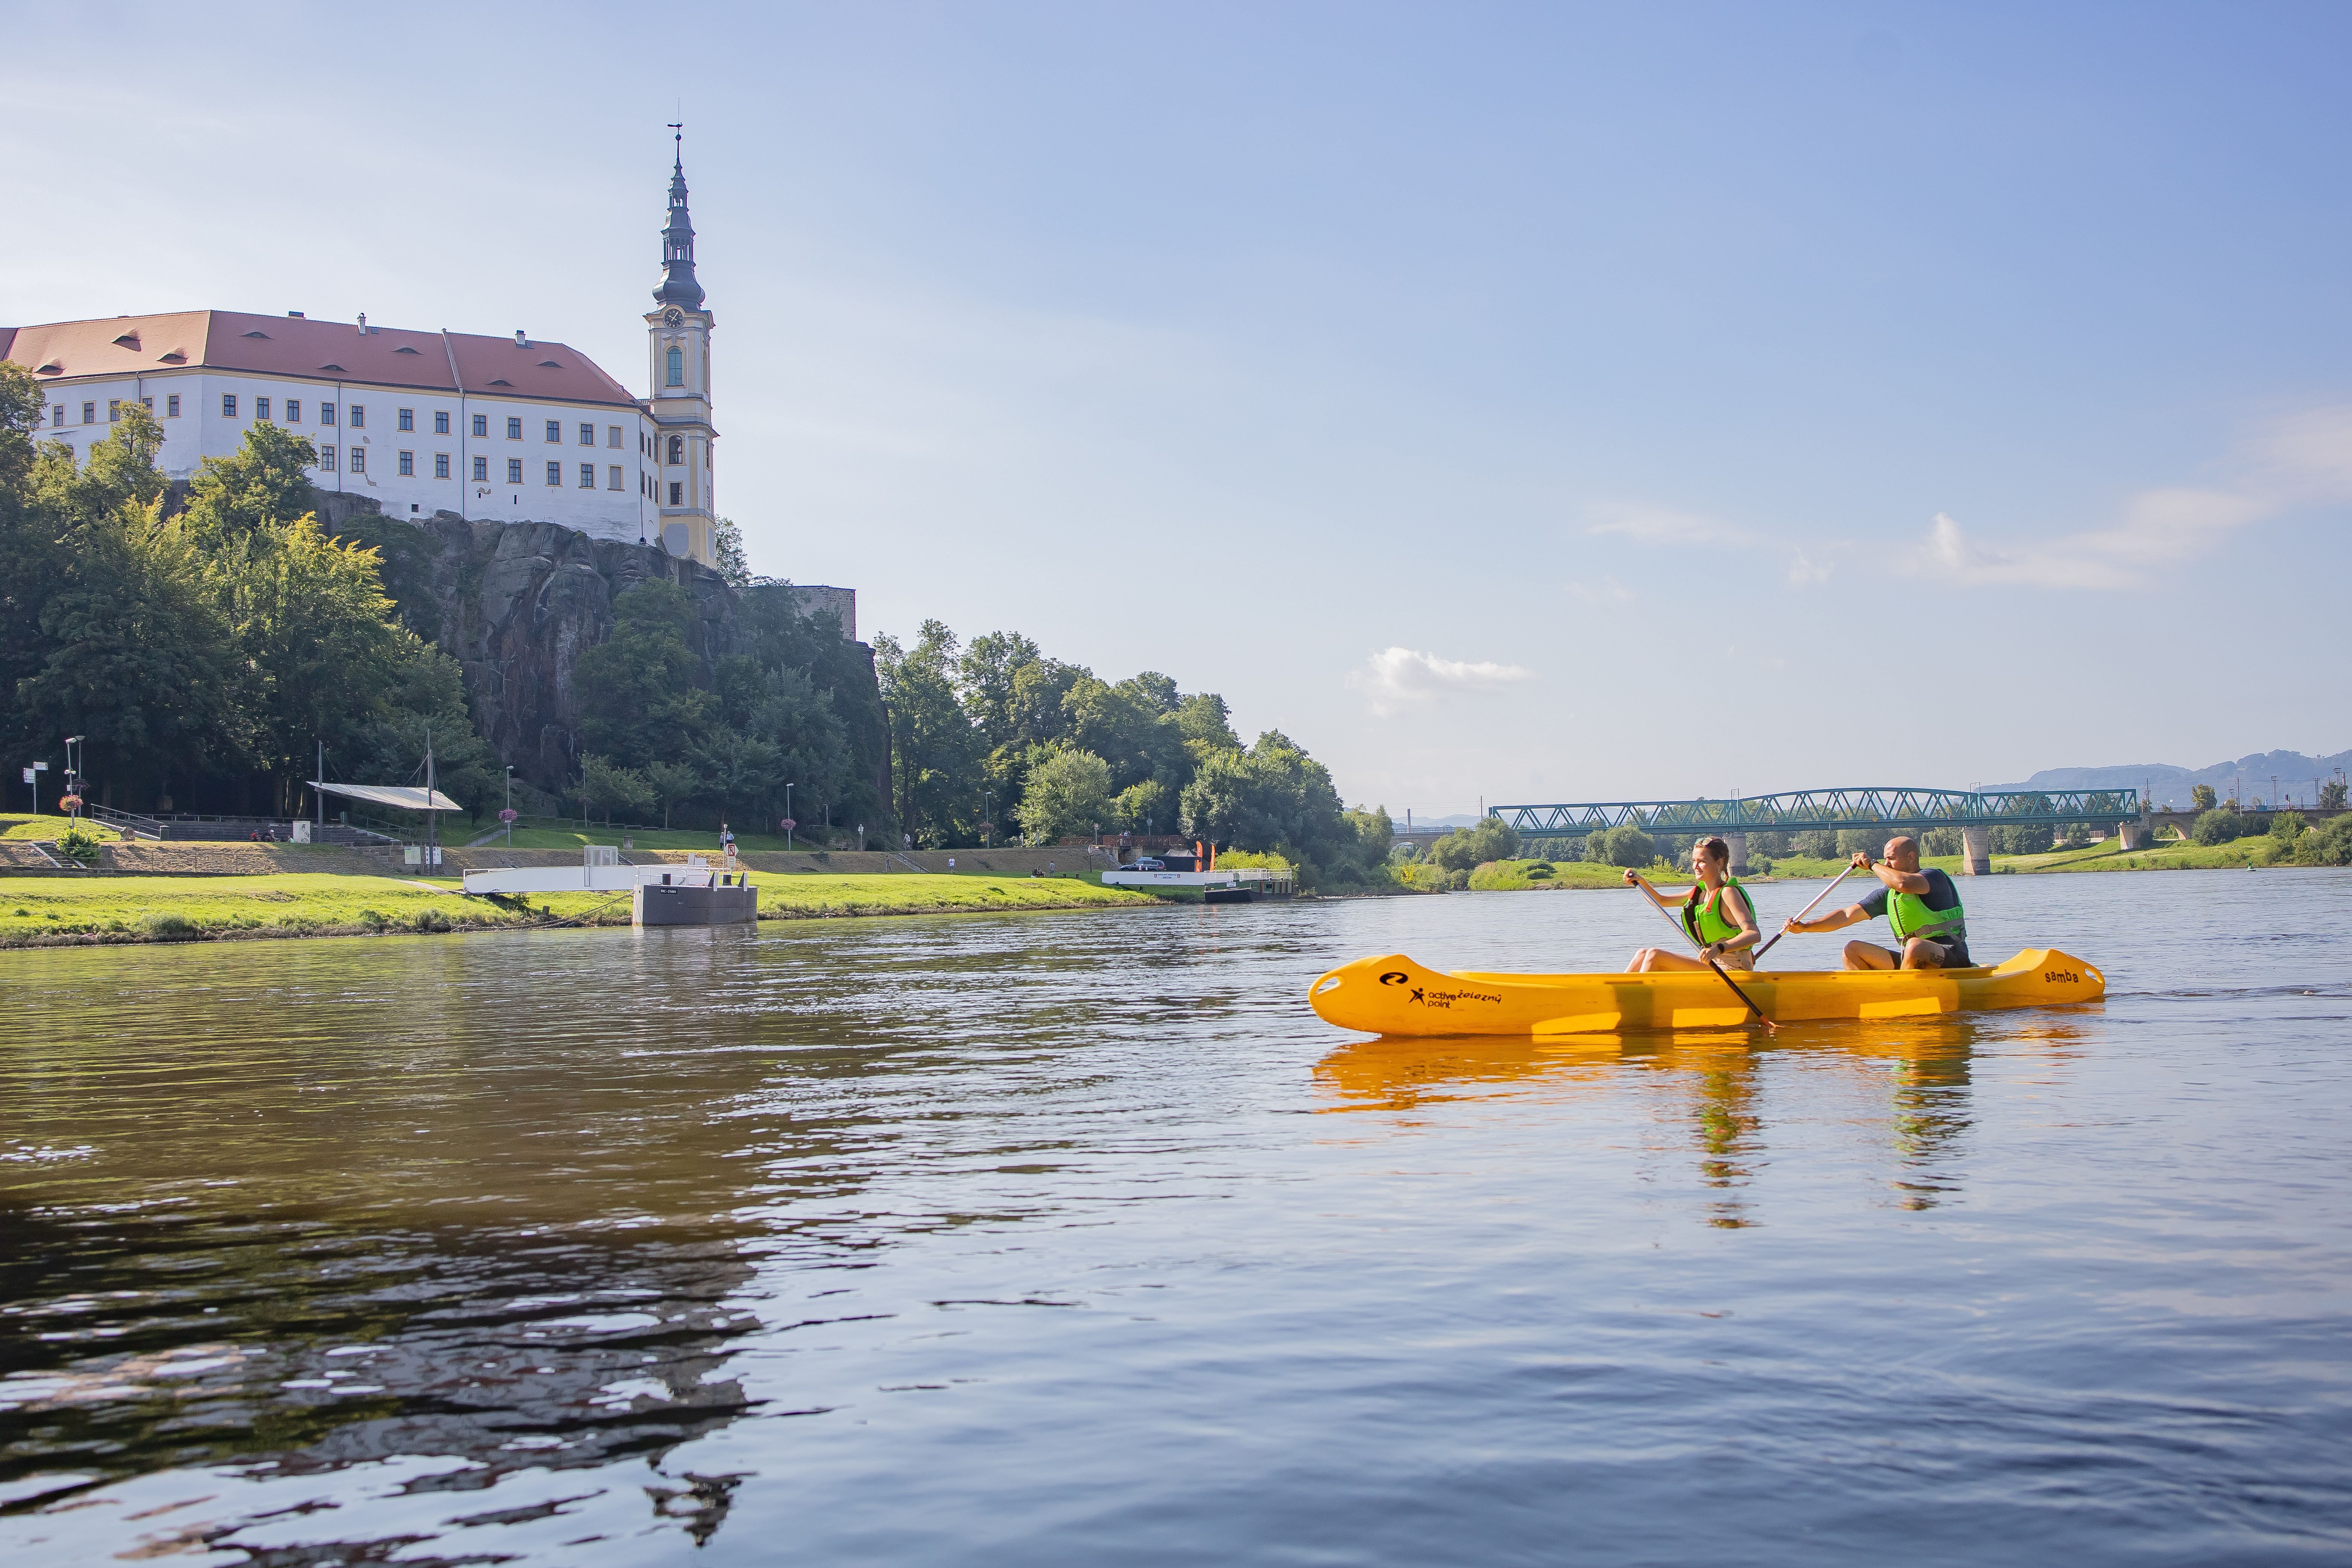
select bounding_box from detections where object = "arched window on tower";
[667,434,684,465]
[666,345,684,387]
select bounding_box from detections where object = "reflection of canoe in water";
[1308,948,2104,1037]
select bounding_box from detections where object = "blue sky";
[6,3,2346,816]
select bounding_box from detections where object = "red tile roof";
[0,310,641,409]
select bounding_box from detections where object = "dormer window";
[666,345,683,387]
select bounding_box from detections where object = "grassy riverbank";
[0,871,1157,948]
[1463,835,2327,892]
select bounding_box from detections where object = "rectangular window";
[473,455,488,482]
[398,450,415,476]
[506,417,522,439]
[51,406,63,426]
[219,395,234,418]
[254,396,270,421]
[578,462,594,488]
[669,481,683,506]
[507,458,524,484]
[434,410,450,435]
[285,398,301,423]
[434,452,450,479]
[473,413,488,438]
[577,422,594,446]
[545,460,561,486]
[141,397,153,411]
[398,408,414,432]
[350,447,365,474]
[322,402,337,424]
[108,400,121,421]
[321,444,337,469]
[544,420,561,443]
[349,405,365,428]
[607,465,623,490]
[607,426,622,448]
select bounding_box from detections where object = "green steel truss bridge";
[1492,786,2144,851]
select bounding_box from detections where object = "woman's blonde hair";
[1696,835,1730,866]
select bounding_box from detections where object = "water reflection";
[1312,1018,2027,1218]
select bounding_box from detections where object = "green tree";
[582,753,654,825]
[2191,783,2219,811]
[745,665,853,835]
[2191,807,2243,845]
[1432,816,1521,871]
[1115,778,1178,835]
[1175,691,1241,758]
[179,421,318,539]
[643,760,701,830]
[878,619,979,846]
[1017,747,1115,844]
[345,640,497,825]
[571,580,718,764]
[712,516,752,586]
[1179,730,1358,882]
[688,726,784,830]
[1595,823,1656,867]
[2320,781,2347,812]
[217,515,410,814]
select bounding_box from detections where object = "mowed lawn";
[0,871,1158,946]
[0,814,127,842]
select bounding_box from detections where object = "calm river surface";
[4,870,2349,1564]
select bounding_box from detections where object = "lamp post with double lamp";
[983,791,994,849]
[63,736,85,824]
[501,765,516,847]
[783,782,795,850]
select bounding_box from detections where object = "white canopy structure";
[306,781,466,813]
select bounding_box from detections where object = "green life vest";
[1885,878,1966,945]
[1682,877,1754,947]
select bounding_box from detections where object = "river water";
[3,869,2348,1564]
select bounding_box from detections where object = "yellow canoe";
[1307,948,2105,1037]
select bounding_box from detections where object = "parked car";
[1125,857,1166,871]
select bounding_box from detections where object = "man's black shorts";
[1874,938,1971,969]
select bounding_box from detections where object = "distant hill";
[1396,812,1482,831]
[1982,749,2352,808]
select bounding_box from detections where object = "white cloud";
[1346,647,1536,715]
[1585,502,1752,545]
[1787,549,1834,585]
[1914,404,2352,591]
[1566,576,1635,605]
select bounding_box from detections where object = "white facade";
[8,152,722,565]
[30,355,665,542]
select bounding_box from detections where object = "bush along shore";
[0,872,1159,949]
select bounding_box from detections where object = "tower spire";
[654,125,705,309]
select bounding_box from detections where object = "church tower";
[645,132,717,566]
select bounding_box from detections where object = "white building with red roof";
[1,146,723,567]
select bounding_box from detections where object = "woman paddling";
[1622,835,1761,972]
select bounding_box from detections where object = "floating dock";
[1100,867,1295,903]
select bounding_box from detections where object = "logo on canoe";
[1378,971,1410,986]
[1407,986,1502,1010]
[2044,969,2078,984]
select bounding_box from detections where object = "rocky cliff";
[324,498,888,808]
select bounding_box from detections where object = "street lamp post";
[502,766,515,847]
[63,736,85,823]
[781,781,796,850]
[983,791,994,849]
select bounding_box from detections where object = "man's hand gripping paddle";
[1751,857,1867,963]
[1627,871,1778,1035]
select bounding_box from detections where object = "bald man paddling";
[1779,836,1972,970]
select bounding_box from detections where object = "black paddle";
[1626,870,1778,1035]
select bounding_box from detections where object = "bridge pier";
[1723,831,1749,877]
[2115,820,2151,851]
[1960,826,1992,876]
